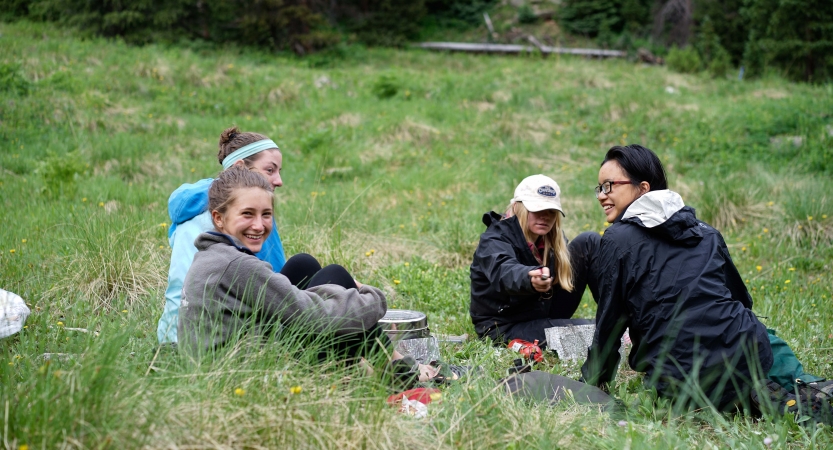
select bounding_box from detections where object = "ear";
[232,160,246,168]
[211,210,224,232]
[638,181,651,195]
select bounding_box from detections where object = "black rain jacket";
[469,211,552,339]
[580,191,772,406]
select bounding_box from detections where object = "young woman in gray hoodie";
[179,166,441,382]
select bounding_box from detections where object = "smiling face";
[242,149,283,188]
[211,187,274,253]
[597,160,646,223]
[526,208,558,237]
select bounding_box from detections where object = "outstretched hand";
[528,267,552,293]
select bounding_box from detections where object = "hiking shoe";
[752,380,833,426]
[751,380,800,417]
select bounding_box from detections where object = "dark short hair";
[602,144,668,191]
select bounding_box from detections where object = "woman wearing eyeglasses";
[581,144,829,413]
[469,174,599,348]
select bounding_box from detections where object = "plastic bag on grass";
[0,288,30,338]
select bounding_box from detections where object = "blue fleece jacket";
[156,178,286,343]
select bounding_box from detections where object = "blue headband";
[221,139,279,169]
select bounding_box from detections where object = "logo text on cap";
[537,185,557,197]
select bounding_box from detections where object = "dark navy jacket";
[581,190,773,406]
[469,211,551,338]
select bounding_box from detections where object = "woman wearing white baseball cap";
[469,174,600,348]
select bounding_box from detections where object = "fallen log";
[414,42,626,58]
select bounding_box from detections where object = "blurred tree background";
[1,0,830,82]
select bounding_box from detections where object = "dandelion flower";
[767,201,774,207]
[404,262,410,267]
[808,216,813,221]
[370,249,376,254]
[159,223,167,227]
[98,202,104,207]
[21,239,27,243]
[290,385,302,394]
[788,267,795,271]
[763,228,769,233]
[756,265,762,272]
[82,198,87,202]
[785,280,791,284]
[190,168,196,173]
[822,214,828,219]
[9,249,15,254]
[57,321,64,327]
[394,280,400,285]
[234,388,245,396]
[19,445,29,450]
[122,310,128,313]
[365,251,371,257]
[741,247,747,251]
[399,224,405,229]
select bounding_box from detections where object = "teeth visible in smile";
[244,234,263,240]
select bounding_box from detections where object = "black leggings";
[499,231,601,347]
[280,253,390,360]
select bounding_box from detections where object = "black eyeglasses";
[595,180,631,197]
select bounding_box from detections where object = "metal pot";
[378,309,430,341]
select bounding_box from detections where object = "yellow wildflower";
[190,168,196,173]
[57,321,64,327]
[784,280,791,284]
[234,388,245,396]
[788,267,795,271]
[394,280,401,285]
[404,262,410,267]
[9,249,15,254]
[98,202,104,207]
[82,198,87,202]
[756,266,762,272]
[365,251,371,257]
[290,385,302,394]
[21,239,27,243]
[807,216,813,221]
[763,228,769,233]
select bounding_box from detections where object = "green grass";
[2,19,833,448]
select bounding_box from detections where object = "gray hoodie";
[179,232,387,353]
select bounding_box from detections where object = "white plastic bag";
[0,289,30,338]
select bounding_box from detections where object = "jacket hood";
[168,178,213,238]
[621,190,703,246]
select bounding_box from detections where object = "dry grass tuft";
[51,216,166,311]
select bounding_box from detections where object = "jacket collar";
[199,231,256,255]
[618,190,704,246]
[622,190,685,228]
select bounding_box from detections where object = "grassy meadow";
[2,19,833,449]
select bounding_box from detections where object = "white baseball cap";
[511,174,564,215]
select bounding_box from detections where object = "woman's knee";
[308,264,356,289]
